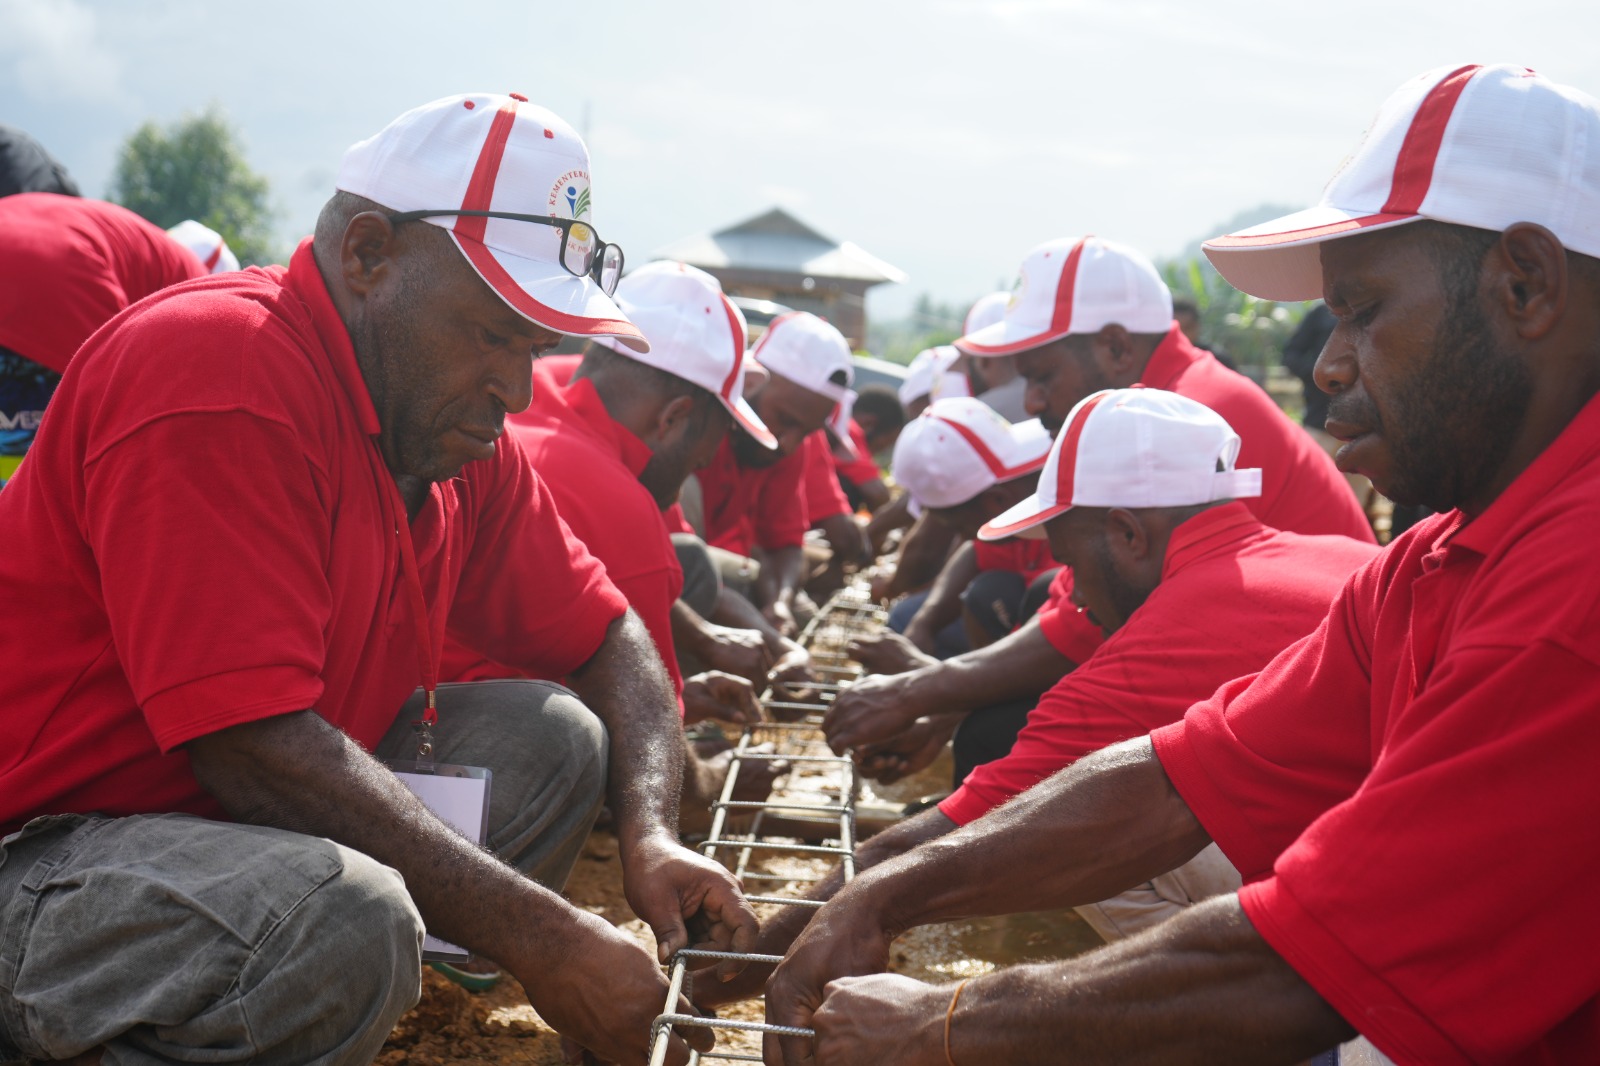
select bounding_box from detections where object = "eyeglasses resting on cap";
[386,209,625,296]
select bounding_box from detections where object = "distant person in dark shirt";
[1172,296,1238,370]
[1281,302,1336,431]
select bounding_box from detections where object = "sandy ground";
[377,824,1099,1065]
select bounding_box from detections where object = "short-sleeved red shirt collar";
[283,239,381,436]
[1139,324,1212,391]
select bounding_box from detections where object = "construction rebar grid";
[647,589,887,1066]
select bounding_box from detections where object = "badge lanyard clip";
[388,475,449,774]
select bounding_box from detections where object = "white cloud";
[0,0,123,102]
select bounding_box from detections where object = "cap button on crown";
[508,92,529,102]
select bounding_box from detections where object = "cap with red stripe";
[595,260,775,449]
[979,388,1261,541]
[336,92,646,351]
[750,312,855,404]
[891,397,1051,511]
[955,236,1173,357]
[165,220,239,274]
[1204,63,1600,301]
[898,345,970,407]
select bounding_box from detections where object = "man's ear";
[1492,222,1568,343]
[1102,507,1150,564]
[340,212,401,297]
[654,394,698,443]
[1091,323,1139,382]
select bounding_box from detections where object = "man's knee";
[529,682,609,809]
[265,846,424,1048]
[672,533,721,618]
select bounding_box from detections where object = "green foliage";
[110,107,276,265]
[1160,256,1312,374]
[867,292,970,364]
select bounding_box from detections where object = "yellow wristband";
[944,977,970,1066]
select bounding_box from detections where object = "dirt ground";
[378,823,1098,1065]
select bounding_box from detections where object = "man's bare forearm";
[850,737,1207,935]
[897,615,1074,717]
[948,896,1355,1065]
[188,711,575,974]
[759,544,805,606]
[567,610,683,846]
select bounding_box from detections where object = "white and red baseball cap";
[892,397,1052,511]
[1204,64,1600,301]
[898,345,970,407]
[828,389,861,458]
[750,311,855,403]
[956,237,1173,357]
[337,92,646,351]
[166,220,239,274]
[963,290,1012,336]
[979,388,1261,540]
[594,260,775,449]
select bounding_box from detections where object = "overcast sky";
[5,0,1599,325]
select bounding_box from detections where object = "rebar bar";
[646,588,884,1066]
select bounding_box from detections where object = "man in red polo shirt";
[0,95,751,1066]
[683,311,858,635]
[767,63,1600,1066]
[701,389,1374,1009]
[877,397,1055,664]
[828,235,1375,774]
[444,259,791,810]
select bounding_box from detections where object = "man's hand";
[822,672,924,754]
[768,639,814,691]
[522,907,713,1066]
[810,974,947,1066]
[701,624,776,687]
[847,632,939,677]
[620,832,760,979]
[765,892,896,1066]
[683,671,764,726]
[853,716,957,784]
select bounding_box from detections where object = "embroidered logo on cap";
[548,170,591,219]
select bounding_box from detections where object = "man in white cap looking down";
[765,62,1600,1065]
[700,387,1373,1016]
[962,290,1030,421]
[877,398,1058,663]
[829,234,1374,786]
[671,310,864,635]
[0,94,754,1065]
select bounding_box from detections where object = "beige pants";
[1075,842,1242,943]
[1078,844,1395,1066]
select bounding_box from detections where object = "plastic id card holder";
[388,761,492,963]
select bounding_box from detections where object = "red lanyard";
[378,453,449,731]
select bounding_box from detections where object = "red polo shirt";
[0,193,205,373]
[972,537,1057,585]
[695,434,809,556]
[0,239,628,835]
[941,504,1375,826]
[444,364,685,695]
[803,429,854,524]
[833,420,881,488]
[1034,326,1376,664]
[1151,391,1600,1063]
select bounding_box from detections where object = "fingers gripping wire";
[648,589,886,1065]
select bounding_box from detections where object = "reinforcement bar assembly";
[647,588,887,1065]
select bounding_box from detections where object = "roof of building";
[653,207,908,286]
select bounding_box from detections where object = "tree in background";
[110,107,275,265]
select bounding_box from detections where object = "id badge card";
[387,760,493,962]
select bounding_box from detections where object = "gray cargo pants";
[0,679,607,1065]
